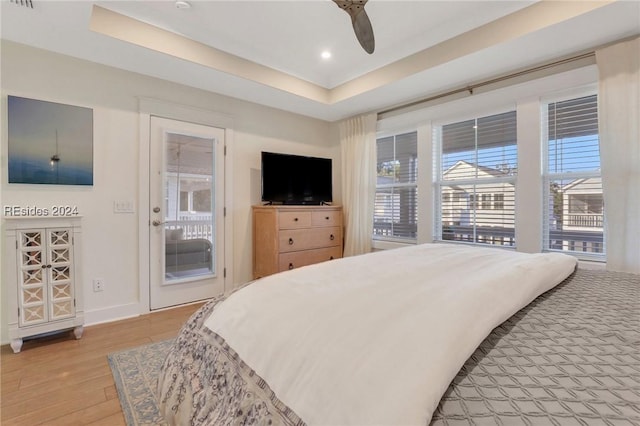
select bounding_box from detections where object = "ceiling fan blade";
[332,0,375,54]
[352,8,375,54]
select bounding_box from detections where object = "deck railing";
[373,222,604,254]
[565,213,603,228]
[166,219,212,241]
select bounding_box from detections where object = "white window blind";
[543,94,604,256]
[374,131,418,241]
[436,111,517,246]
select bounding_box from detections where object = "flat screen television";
[261,151,332,205]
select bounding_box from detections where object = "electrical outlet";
[93,278,105,292]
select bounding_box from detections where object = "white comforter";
[204,244,577,425]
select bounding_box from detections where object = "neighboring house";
[562,177,604,231]
[374,175,395,221]
[558,177,604,253]
[439,161,515,246]
[441,161,515,231]
[439,162,604,252]
[373,175,418,238]
[374,160,517,244]
[375,160,605,253]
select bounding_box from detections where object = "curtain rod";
[377,51,596,120]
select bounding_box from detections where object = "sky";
[8,96,93,166]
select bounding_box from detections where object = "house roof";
[443,160,513,179]
[1,1,639,121]
[562,176,603,192]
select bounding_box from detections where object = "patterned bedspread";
[157,269,640,425]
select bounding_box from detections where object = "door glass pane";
[164,133,215,282]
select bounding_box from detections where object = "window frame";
[373,130,419,243]
[541,91,605,260]
[433,109,518,248]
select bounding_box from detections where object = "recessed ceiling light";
[175,1,191,10]
[321,51,332,60]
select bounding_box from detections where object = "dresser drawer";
[279,226,342,253]
[279,246,342,272]
[311,210,342,227]
[278,211,312,229]
[253,205,344,279]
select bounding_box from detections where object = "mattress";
[157,267,640,425]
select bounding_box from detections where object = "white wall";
[1,41,338,340]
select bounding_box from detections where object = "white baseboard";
[83,302,142,327]
[0,302,143,345]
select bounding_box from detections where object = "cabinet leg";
[73,325,84,340]
[10,338,23,353]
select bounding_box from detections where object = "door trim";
[137,98,234,315]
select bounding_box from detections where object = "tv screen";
[261,151,332,205]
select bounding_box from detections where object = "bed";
[157,243,640,425]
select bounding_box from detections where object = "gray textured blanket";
[157,269,640,425]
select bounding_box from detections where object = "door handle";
[152,220,165,226]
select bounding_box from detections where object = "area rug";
[108,339,174,426]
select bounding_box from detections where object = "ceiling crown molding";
[90,1,614,110]
[89,5,331,104]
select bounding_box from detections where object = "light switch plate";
[114,200,134,213]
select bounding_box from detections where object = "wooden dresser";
[252,205,343,279]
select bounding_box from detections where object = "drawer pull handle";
[288,238,294,245]
[330,234,335,241]
[325,216,330,220]
[330,256,334,260]
[294,217,298,222]
[288,263,294,270]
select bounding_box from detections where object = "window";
[180,191,189,212]
[468,194,477,209]
[436,111,517,247]
[493,193,504,210]
[167,174,212,217]
[374,131,418,241]
[543,94,604,255]
[481,194,491,210]
[193,189,212,212]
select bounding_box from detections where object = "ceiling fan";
[332,0,375,54]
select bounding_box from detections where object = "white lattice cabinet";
[4,217,84,353]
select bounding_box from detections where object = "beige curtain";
[339,113,377,257]
[595,36,640,274]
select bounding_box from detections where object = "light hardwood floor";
[1,302,204,425]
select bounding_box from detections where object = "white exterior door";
[149,117,225,310]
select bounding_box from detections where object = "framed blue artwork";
[8,96,93,185]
